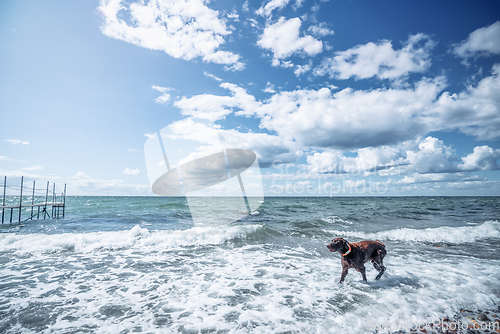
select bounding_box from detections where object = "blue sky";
[1,0,499,196]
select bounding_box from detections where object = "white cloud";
[152,85,173,104]
[128,148,142,152]
[428,64,500,141]
[22,165,44,171]
[307,136,500,180]
[307,142,407,177]
[227,9,239,21]
[162,118,299,167]
[460,145,500,171]
[0,169,48,180]
[294,60,312,76]
[255,78,445,150]
[396,173,471,185]
[174,82,261,121]
[255,0,290,17]
[4,139,29,145]
[307,22,334,37]
[123,168,141,175]
[174,77,445,150]
[171,62,498,153]
[271,59,294,68]
[203,71,223,82]
[315,33,435,80]
[453,21,500,58]
[69,172,149,195]
[257,17,323,61]
[98,0,243,69]
[263,82,276,93]
[405,137,457,174]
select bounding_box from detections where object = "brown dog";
[327,237,386,283]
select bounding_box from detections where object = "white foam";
[0,224,263,254]
[2,222,500,333]
[325,220,500,244]
[322,215,353,226]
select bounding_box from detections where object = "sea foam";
[0,224,263,254]
[325,220,500,244]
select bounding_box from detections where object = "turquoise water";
[1,196,499,333]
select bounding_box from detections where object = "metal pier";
[1,176,66,224]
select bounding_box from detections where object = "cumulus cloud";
[227,9,239,21]
[70,172,149,195]
[152,85,174,104]
[306,146,404,176]
[255,78,445,150]
[161,118,299,167]
[98,0,243,69]
[307,23,334,37]
[257,17,323,61]
[123,168,141,175]
[263,82,276,93]
[314,33,435,80]
[453,21,500,59]
[294,60,312,76]
[428,64,500,141]
[174,82,261,121]
[255,0,304,17]
[4,139,29,145]
[460,146,500,171]
[255,0,290,17]
[405,137,458,174]
[306,136,499,182]
[171,53,500,156]
[22,165,44,171]
[174,77,448,150]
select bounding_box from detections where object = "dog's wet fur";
[327,237,386,283]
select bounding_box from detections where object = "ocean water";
[0,196,499,333]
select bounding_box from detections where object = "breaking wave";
[325,220,500,244]
[0,224,264,254]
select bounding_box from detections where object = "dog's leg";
[375,265,385,280]
[359,265,367,282]
[373,249,386,280]
[339,267,349,283]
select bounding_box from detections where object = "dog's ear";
[340,238,350,252]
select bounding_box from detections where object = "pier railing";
[1,176,66,224]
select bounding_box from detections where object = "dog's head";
[327,237,350,253]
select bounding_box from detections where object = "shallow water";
[0,196,499,333]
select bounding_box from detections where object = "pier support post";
[18,176,23,223]
[31,180,35,220]
[1,176,5,224]
[63,184,66,218]
[52,183,56,218]
[0,176,66,223]
[44,181,49,219]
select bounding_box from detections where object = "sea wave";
[0,224,264,254]
[325,220,500,244]
[321,215,353,226]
